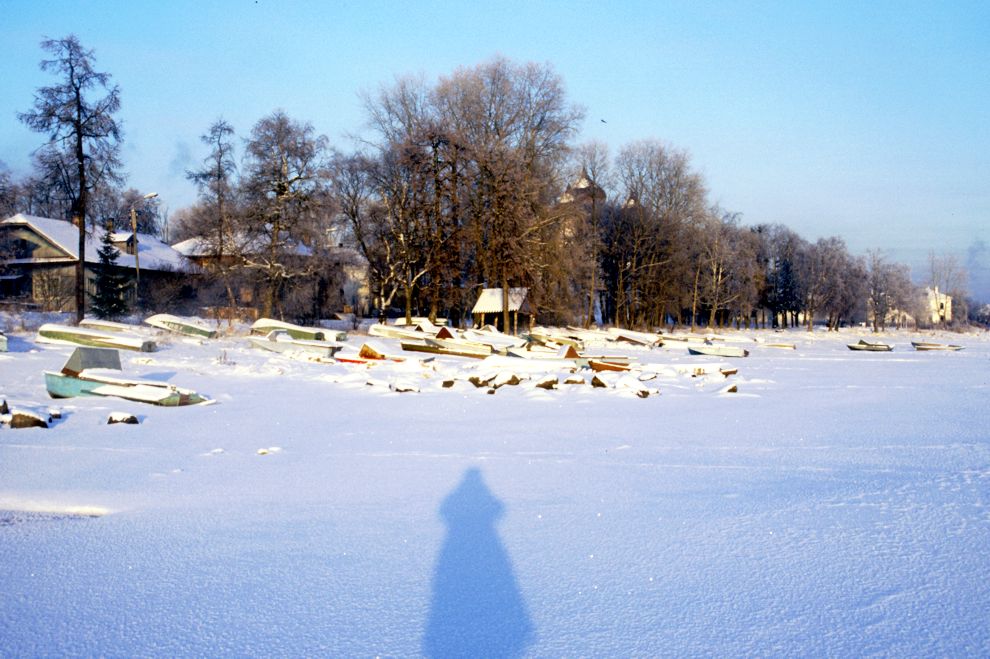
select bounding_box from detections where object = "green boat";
[0,331,7,352]
[144,314,217,339]
[36,323,157,352]
[250,317,346,341]
[44,347,210,406]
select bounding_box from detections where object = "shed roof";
[471,287,529,314]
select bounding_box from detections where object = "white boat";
[0,330,7,352]
[847,340,892,352]
[424,336,493,358]
[687,343,749,358]
[248,330,343,358]
[367,323,427,340]
[79,318,146,333]
[607,327,663,347]
[462,327,528,350]
[527,327,585,350]
[145,314,217,339]
[250,318,345,342]
[911,341,962,351]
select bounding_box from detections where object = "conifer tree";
[90,227,130,319]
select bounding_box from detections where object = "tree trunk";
[74,123,87,324]
[404,283,414,326]
[501,274,510,335]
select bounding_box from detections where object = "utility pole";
[130,192,158,304]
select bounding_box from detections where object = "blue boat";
[44,347,210,406]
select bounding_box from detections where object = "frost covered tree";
[240,110,331,318]
[187,119,240,312]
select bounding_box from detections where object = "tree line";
[1,35,972,329]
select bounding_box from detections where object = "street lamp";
[130,192,158,301]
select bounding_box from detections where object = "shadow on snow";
[423,467,534,658]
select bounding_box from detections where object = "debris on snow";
[107,412,139,425]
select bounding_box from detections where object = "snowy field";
[2,315,989,657]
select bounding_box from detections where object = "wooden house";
[0,213,190,311]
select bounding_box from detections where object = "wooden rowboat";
[588,359,632,373]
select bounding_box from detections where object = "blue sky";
[2,1,988,296]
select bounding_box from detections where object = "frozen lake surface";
[2,319,988,656]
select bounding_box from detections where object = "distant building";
[926,287,952,325]
[0,213,190,311]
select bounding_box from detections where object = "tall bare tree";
[571,142,610,326]
[19,35,122,323]
[796,236,848,331]
[187,119,240,313]
[867,250,915,331]
[240,110,331,318]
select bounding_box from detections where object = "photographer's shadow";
[423,468,534,658]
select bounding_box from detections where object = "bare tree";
[439,57,584,331]
[754,224,805,328]
[19,35,123,323]
[607,140,706,329]
[240,110,331,318]
[571,142,610,326]
[0,162,16,218]
[796,236,848,331]
[821,250,867,330]
[867,250,915,331]
[356,58,583,331]
[187,119,240,314]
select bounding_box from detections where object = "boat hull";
[847,342,892,352]
[688,345,750,358]
[911,342,962,351]
[145,314,217,339]
[37,324,157,352]
[44,371,207,406]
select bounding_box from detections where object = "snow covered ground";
[2,316,988,656]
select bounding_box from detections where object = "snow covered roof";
[471,287,529,314]
[173,234,355,262]
[171,236,210,257]
[1,213,191,272]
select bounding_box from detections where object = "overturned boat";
[36,323,157,352]
[248,329,343,358]
[44,347,210,406]
[250,317,346,342]
[144,314,217,339]
[688,343,750,358]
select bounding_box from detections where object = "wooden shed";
[471,287,531,334]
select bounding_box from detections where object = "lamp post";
[130,192,158,302]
